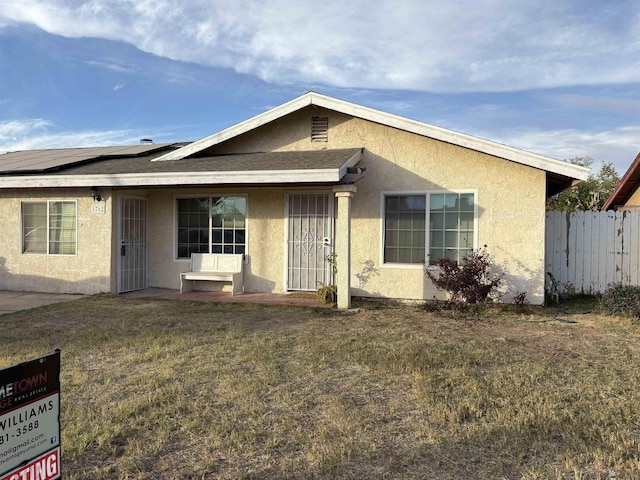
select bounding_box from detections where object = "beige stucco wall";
[205,106,548,304]
[620,186,640,211]
[147,187,292,293]
[0,188,113,294]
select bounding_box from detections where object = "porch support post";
[333,185,356,309]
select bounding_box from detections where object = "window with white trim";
[22,201,77,255]
[384,195,426,263]
[383,192,476,265]
[176,196,246,259]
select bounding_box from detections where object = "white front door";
[287,193,334,291]
[118,195,148,293]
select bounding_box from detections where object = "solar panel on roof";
[0,143,174,173]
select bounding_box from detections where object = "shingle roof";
[53,148,362,175]
[0,147,363,188]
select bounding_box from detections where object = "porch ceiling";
[0,148,363,188]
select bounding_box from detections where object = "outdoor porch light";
[90,187,102,202]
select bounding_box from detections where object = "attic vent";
[311,117,329,142]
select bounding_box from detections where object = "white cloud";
[482,125,640,174]
[0,119,51,143]
[85,59,137,73]
[1,0,638,92]
[0,119,161,152]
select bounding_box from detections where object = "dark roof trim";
[602,152,640,211]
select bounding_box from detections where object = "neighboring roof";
[153,91,590,183]
[602,152,640,211]
[0,148,363,188]
[0,143,179,173]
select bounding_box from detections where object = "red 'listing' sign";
[0,447,59,480]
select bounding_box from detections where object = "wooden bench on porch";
[180,253,244,295]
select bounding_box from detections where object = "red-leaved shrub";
[425,248,502,304]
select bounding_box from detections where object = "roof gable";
[153,91,589,182]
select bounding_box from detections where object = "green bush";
[600,283,640,321]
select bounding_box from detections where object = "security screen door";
[287,193,334,291]
[118,196,148,293]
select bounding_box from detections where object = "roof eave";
[311,93,590,181]
[0,168,348,188]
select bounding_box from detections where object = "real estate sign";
[0,351,61,480]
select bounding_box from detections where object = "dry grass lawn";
[1,295,639,479]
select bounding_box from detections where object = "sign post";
[0,351,61,480]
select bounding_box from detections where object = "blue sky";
[0,0,638,175]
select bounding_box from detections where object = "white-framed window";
[176,196,247,259]
[384,194,426,264]
[21,201,77,255]
[382,191,477,265]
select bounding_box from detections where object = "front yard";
[1,295,639,479]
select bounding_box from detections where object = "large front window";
[177,196,246,259]
[383,192,475,265]
[22,201,77,255]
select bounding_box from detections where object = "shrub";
[425,248,502,304]
[316,283,337,304]
[317,252,338,304]
[600,283,640,321]
[513,291,530,307]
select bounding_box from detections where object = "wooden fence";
[545,210,640,295]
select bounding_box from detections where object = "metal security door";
[118,196,148,293]
[287,193,333,291]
